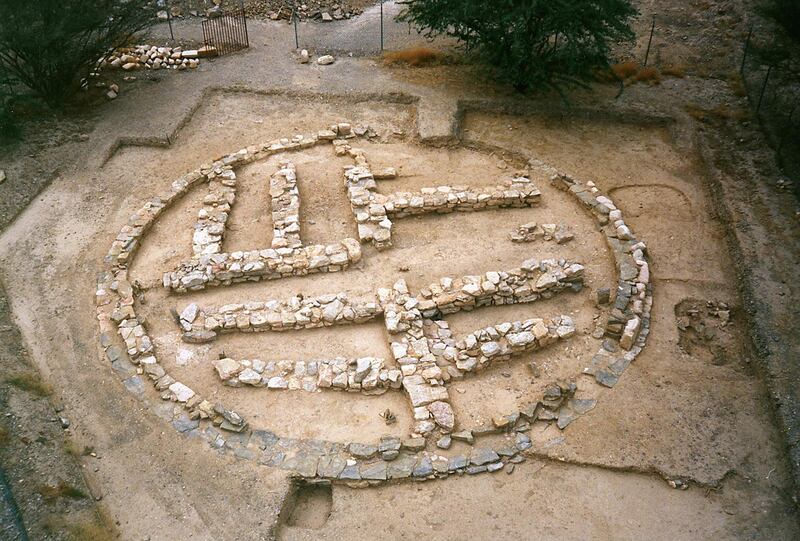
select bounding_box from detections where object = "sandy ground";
[0,3,798,540]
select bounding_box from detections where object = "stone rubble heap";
[96,121,653,484]
[101,45,201,72]
[238,0,366,21]
[511,222,574,244]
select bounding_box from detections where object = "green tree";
[0,0,156,106]
[398,0,638,94]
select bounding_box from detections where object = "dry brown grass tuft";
[685,104,750,122]
[38,481,88,502]
[382,47,445,67]
[633,67,662,84]
[611,61,640,80]
[728,73,748,97]
[661,64,686,78]
[5,372,52,397]
[0,426,8,447]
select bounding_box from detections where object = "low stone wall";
[193,167,236,255]
[270,162,302,249]
[549,175,653,387]
[213,357,401,392]
[165,239,362,293]
[342,142,542,250]
[181,292,382,342]
[95,123,653,484]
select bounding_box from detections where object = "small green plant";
[5,373,52,397]
[37,481,88,502]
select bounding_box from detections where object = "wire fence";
[739,32,800,188]
[162,4,800,190]
[638,16,800,192]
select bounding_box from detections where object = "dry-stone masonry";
[96,121,652,484]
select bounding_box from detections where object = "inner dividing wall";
[118,94,617,443]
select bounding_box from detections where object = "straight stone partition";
[270,161,302,249]
[178,258,584,342]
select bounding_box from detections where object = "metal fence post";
[292,1,299,49]
[380,0,385,52]
[740,25,753,74]
[644,15,655,67]
[166,3,175,41]
[757,65,772,113]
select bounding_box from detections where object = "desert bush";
[5,373,52,397]
[0,0,156,106]
[633,66,661,84]
[398,0,638,95]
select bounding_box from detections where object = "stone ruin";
[96,122,652,483]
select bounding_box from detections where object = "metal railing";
[202,7,250,56]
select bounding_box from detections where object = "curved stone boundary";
[95,127,652,484]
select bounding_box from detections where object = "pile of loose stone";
[511,222,574,244]
[101,45,202,72]
[96,122,652,484]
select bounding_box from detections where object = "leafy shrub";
[0,1,155,106]
[398,0,638,94]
